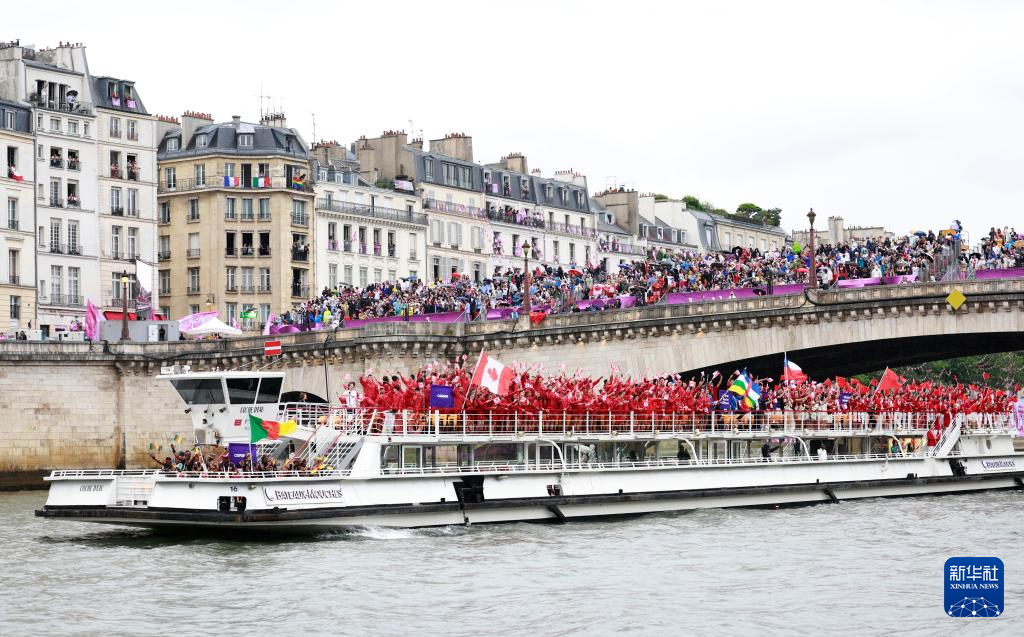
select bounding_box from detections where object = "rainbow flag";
[249,415,298,443]
[291,176,305,190]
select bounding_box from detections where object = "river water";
[2,489,1022,636]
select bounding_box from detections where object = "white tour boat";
[36,368,1024,531]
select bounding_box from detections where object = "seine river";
[2,490,1022,636]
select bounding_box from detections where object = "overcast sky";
[12,1,1024,243]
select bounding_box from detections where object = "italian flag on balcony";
[249,414,298,443]
[252,176,270,188]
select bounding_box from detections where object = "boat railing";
[272,407,1014,439]
[380,451,933,476]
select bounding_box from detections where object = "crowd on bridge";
[273,224,995,329]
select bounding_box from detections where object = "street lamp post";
[120,270,130,341]
[807,208,817,289]
[521,241,532,313]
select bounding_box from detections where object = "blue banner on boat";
[227,443,255,464]
[430,385,455,409]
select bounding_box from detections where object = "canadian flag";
[470,351,514,396]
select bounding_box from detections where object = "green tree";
[735,203,762,219]
[682,195,705,211]
[758,207,782,226]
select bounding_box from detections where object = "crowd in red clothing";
[347,360,1015,418]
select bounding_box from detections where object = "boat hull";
[37,470,1024,531]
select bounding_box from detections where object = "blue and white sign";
[944,557,1004,617]
[430,385,455,409]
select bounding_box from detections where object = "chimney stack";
[181,110,214,146]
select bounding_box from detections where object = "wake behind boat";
[36,361,1024,531]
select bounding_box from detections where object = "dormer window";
[657,227,664,240]
[560,188,568,206]
[166,138,179,151]
[546,184,553,200]
[196,134,207,148]
[319,169,327,181]
[238,134,254,148]
[672,229,678,242]
[640,223,648,237]
[605,213,613,224]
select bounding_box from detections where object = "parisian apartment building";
[155,111,314,328]
[0,40,158,336]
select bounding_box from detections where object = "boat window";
[256,377,283,403]
[226,377,259,405]
[171,379,225,405]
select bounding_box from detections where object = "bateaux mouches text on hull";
[36,368,1024,531]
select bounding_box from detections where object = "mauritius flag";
[249,414,298,443]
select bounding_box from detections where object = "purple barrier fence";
[976,267,1024,280]
[575,295,637,310]
[663,284,805,305]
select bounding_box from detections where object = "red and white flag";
[470,351,514,396]
[782,355,807,383]
[264,340,282,356]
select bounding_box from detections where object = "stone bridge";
[2,278,1023,483]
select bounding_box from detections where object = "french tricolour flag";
[782,355,808,383]
[470,351,514,396]
[223,175,239,187]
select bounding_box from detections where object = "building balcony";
[66,197,82,209]
[49,197,64,208]
[240,285,255,293]
[258,284,271,293]
[226,284,238,293]
[110,206,124,216]
[157,175,316,194]
[29,94,94,116]
[486,207,546,229]
[7,220,19,231]
[187,248,201,258]
[187,285,201,295]
[291,214,308,227]
[48,243,84,256]
[127,132,138,142]
[158,250,171,261]
[8,275,20,285]
[239,246,255,257]
[547,221,598,240]
[127,168,140,181]
[47,293,83,307]
[316,198,427,225]
[67,159,81,171]
[291,284,309,298]
[158,213,170,225]
[108,297,137,309]
[327,239,339,252]
[50,158,64,169]
[291,248,309,262]
[110,167,123,179]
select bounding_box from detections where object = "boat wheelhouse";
[36,369,1024,530]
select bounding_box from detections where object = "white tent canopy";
[181,316,242,337]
